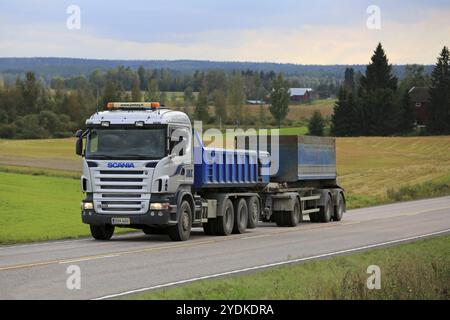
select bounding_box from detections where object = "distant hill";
[0,57,433,82]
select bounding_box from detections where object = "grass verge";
[0,172,86,244]
[126,234,450,300]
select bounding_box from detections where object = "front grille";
[92,168,151,215]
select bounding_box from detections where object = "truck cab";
[77,102,195,241]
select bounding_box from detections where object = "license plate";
[111,217,131,225]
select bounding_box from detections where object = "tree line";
[329,44,449,136]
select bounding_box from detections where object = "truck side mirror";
[75,129,83,138]
[76,138,83,156]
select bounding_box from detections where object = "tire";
[168,200,192,241]
[246,196,260,229]
[215,198,234,236]
[333,193,345,221]
[318,194,332,223]
[285,198,301,227]
[203,220,216,235]
[90,225,115,240]
[233,198,248,234]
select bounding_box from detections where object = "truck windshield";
[86,128,167,160]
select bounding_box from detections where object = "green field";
[0,172,85,244]
[126,234,450,300]
[0,135,450,243]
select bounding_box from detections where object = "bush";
[308,110,325,136]
[0,123,17,138]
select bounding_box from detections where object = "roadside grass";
[126,234,450,300]
[0,171,136,244]
[0,172,86,244]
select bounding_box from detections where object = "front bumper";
[81,206,178,227]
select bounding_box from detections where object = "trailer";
[76,102,345,241]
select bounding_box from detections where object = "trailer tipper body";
[76,103,345,241]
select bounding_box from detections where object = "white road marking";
[92,228,450,300]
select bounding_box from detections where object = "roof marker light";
[106,102,161,110]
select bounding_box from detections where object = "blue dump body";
[193,132,336,190]
[193,132,270,190]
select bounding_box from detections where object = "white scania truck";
[76,102,345,241]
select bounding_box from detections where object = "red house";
[408,87,429,126]
[289,88,313,104]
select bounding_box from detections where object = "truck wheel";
[216,199,234,236]
[286,198,301,227]
[90,225,115,240]
[233,198,248,234]
[318,194,332,223]
[168,200,192,241]
[333,193,345,221]
[203,220,216,235]
[246,196,260,229]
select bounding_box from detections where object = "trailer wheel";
[90,225,115,240]
[246,196,260,229]
[286,198,301,227]
[333,193,345,221]
[216,199,234,236]
[233,198,248,234]
[318,194,332,223]
[168,200,192,241]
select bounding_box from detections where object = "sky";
[0,0,448,64]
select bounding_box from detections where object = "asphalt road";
[0,197,449,300]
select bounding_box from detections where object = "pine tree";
[269,73,290,128]
[344,68,355,92]
[308,110,325,136]
[426,46,450,134]
[360,43,397,92]
[359,43,400,135]
[331,88,351,136]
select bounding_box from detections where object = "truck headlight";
[82,202,94,210]
[150,203,170,210]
